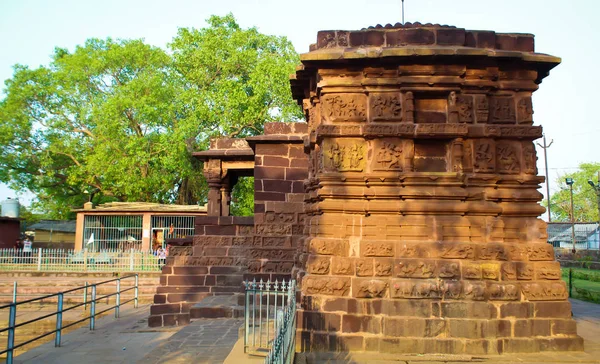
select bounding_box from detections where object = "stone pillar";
[204,159,223,216]
[220,179,231,217]
[290,24,582,355]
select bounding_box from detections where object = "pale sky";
[0,0,598,218]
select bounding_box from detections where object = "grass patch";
[562,267,600,303]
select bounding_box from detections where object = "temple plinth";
[290,23,582,355]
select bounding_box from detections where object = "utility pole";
[566,178,576,253]
[537,135,554,221]
[587,171,600,247]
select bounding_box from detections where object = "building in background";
[73,202,207,251]
[0,217,21,249]
[26,220,77,249]
[547,222,600,250]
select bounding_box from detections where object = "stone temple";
[150,22,583,356]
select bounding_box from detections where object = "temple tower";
[290,23,582,355]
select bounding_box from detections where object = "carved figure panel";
[489,96,516,123]
[521,282,568,301]
[517,97,533,123]
[496,142,521,174]
[321,94,367,122]
[488,283,519,301]
[372,139,414,171]
[395,259,436,278]
[474,95,489,122]
[522,142,538,174]
[473,139,495,173]
[457,95,474,123]
[322,138,366,172]
[370,92,402,121]
[355,279,388,298]
[303,277,351,296]
[464,281,486,301]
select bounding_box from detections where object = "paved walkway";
[139,318,243,364]
[7,299,600,364]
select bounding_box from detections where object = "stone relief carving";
[521,282,567,301]
[396,260,436,278]
[374,260,393,276]
[489,96,516,123]
[451,139,464,172]
[473,139,495,173]
[356,279,388,298]
[322,94,367,122]
[303,277,351,296]
[522,142,537,174]
[496,142,520,174]
[488,283,519,301]
[374,140,404,171]
[370,93,402,121]
[474,95,489,122]
[463,281,486,301]
[517,97,533,123]
[356,258,374,276]
[323,139,366,172]
[404,91,415,122]
[457,95,474,123]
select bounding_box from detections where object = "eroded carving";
[323,139,365,172]
[322,94,367,122]
[517,97,533,123]
[356,279,388,298]
[496,142,520,174]
[490,96,516,123]
[370,93,402,121]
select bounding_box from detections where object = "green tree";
[547,162,600,222]
[0,14,302,218]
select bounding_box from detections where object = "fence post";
[568,268,573,297]
[90,285,96,330]
[12,281,17,303]
[134,274,139,308]
[55,293,63,347]
[83,249,88,272]
[115,278,121,318]
[7,303,16,364]
[83,281,88,311]
[129,249,134,272]
[37,248,42,271]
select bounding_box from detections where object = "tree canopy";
[0,14,302,218]
[546,162,600,222]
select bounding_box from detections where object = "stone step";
[189,294,244,319]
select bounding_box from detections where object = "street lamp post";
[587,171,600,249]
[566,178,576,253]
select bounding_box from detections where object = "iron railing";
[244,279,296,364]
[0,248,162,272]
[0,274,139,364]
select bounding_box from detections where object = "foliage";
[230,177,254,216]
[0,14,302,218]
[546,162,600,222]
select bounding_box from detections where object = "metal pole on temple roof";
[402,0,405,24]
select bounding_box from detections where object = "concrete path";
[7,298,600,364]
[11,305,178,364]
[139,318,243,364]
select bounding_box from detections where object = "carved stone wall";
[149,122,308,327]
[248,122,309,282]
[291,23,582,354]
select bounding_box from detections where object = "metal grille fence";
[0,249,162,272]
[244,279,296,363]
[547,222,600,250]
[83,215,143,251]
[150,215,195,249]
